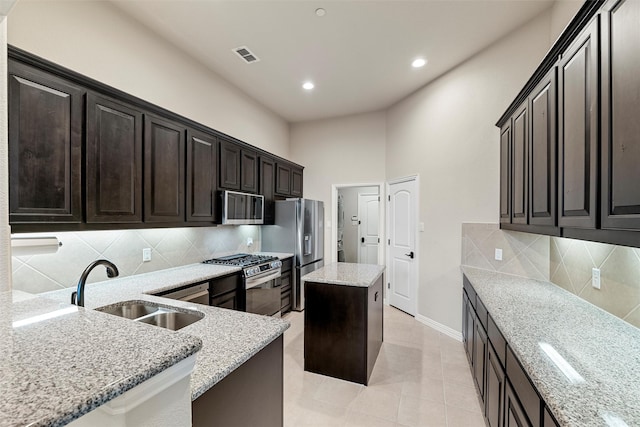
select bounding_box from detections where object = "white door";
[387,178,418,316]
[357,194,379,264]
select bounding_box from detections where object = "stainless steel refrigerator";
[262,199,324,311]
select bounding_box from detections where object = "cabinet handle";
[374,291,379,301]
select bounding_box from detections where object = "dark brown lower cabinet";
[192,335,283,427]
[210,273,241,311]
[464,275,551,427]
[210,290,237,310]
[505,381,532,427]
[485,344,505,427]
[304,275,383,385]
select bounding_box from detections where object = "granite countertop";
[461,266,640,427]
[42,261,291,401]
[0,290,202,427]
[302,262,385,287]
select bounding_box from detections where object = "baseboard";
[415,314,463,342]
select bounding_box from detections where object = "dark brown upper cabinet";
[86,93,143,223]
[291,166,303,198]
[260,156,276,225]
[499,122,512,224]
[219,138,241,191]
[144,114,186,223]
[512,103,528,225]
[186,129,217,223]
[8,60,83,224]
[558,17,599,229]
[601,0,640,231]
[240,149,258,193]
[528,68,557,227]
[275,163,291,196]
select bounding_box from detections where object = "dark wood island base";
[303,263,384,385]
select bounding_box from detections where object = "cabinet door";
[558,18,599,229]
[144,115,185,223]
[505,382,532,427]
[86,93,143,223]
[211,290,237,310]
[219,139,241,191]
[241,149,258,193]
[529,68,557,227]
[465,296,475,364]
[275,163,291,196]
[473,314,487,402]
[291,167,303,197]
[601,0,640,230]
[500,121,512,224]
[187,129,217,223]
[512,103,528,224]
[260,156,276,224]
[485,344,505,427]
[8,61,83,223]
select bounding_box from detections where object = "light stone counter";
[0,290,202,427]
[462,266,640,427]
[42,262,290,401]
[301,262,385,287]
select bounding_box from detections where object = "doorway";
[387,176,419,316]
[331,184,384,265]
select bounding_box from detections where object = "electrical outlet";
[495,248,503,261]
[142,248,152,262]
[592,268,601,289]
[247,237,253,247]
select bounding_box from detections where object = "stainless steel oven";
[245,267,282,317]
[203,253,282,317]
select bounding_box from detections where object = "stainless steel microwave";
[222,191,264,225]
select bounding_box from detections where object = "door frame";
[386,175,420,311]
[331,183,385,266]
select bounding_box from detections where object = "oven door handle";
[246,270,281,289]
[178,290,209,302]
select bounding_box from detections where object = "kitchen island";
[302,262,384,385]
[5,258,291,427]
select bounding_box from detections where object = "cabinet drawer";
[281,257,293,272]
[506,346,541,427]
[463,275,477,309]
[476,296,488,330]
[488,314,507,368]
[281,289,292,311]
[210,273,240,298]
[211,290,237,310]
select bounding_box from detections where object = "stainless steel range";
[203,254,282,317]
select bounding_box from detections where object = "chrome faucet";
[71,260,119,307]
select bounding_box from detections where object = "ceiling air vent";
[233,46,260,64]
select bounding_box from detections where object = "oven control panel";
[244,260,282,278]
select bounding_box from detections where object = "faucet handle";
[71,291,77,305]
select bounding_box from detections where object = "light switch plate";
[592,268,601,289]
[142,248,152,262]
[495,248,503,261]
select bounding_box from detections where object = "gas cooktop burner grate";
[202,253,279,267]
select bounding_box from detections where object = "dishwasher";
[155,282,209,305]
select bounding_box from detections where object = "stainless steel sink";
[136,310,203,331]
[97,302,159,319]
[96,301,203,331]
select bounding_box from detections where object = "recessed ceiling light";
[315,8,326,17]
[412,58,427,68]
[302,81,315,90]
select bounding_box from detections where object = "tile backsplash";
[462,223,550,281]
[461,222,640,329]
[11,226,260,294]
[550,237,640,328]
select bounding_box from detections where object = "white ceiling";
[111,0,555,123]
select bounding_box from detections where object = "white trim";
[415,314,463,342]
[331,183,385,265]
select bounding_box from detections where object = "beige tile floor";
[282,305,485,427]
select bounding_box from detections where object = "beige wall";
[290,111,386,261]
[386,11,555,332]
[7,0,289,158]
